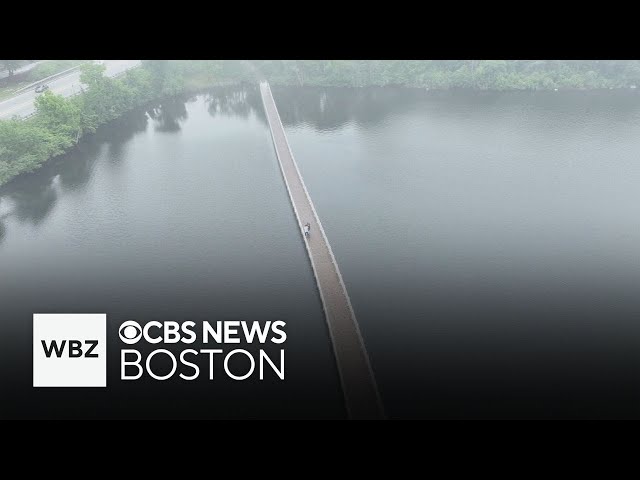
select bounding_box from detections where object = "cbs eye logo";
[119,320,142,344]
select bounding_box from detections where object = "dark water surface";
[272,86,640,419]
[0,89,344,419]
[2,85,640,418]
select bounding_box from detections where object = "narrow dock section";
[260,82,384,419]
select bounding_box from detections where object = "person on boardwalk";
[303,222,311,238]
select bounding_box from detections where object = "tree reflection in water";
[205,84,261,121]
[104,109,150,162]
[0,105,153,240]
[2,179,58,227]
[148,97,189,132]
[203,83,418,132]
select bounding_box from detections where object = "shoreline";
[1,79,639,189]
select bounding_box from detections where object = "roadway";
[0,60,141,120]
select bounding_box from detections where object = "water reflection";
[149,98,189,132]
[57,143,101,193]
[202,84,412,131]
[270,86,421,130]
[202,84,418,131]
[4,179,58,226]
[203,84,429,131]
[203,84,640,134]
[0,91,267,241]
[205,84,265,123]
[0,90,344,419]
[104,109,149,161]
[0,137,106,232]
[0,105,155,237]
[130,82,640,141]
[3,86,640,418]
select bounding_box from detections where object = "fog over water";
[2,85,640,418]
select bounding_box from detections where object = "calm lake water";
[2,85,640,418]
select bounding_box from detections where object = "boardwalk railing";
[260,82,384,419]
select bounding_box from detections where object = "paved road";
[260,82,384,420]
[0,60,141,120]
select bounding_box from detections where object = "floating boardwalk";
[260,82,384,419]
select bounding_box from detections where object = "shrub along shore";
[2,60,639,187]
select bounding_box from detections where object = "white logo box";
[33,313,107,387]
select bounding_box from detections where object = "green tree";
[79,62,107,87]
[0,120,55,184]
[34,91,82,148]
[1,60,26,76]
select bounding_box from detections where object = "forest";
[227,60,640,90]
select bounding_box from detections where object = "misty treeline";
[2,60,640,186]
[0,60,28,76]
[230,60,640,90]
[152,60,640,90]
[153,60,640,90]
[5,60,640,88]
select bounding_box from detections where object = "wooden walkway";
[260,82,384,419]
